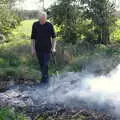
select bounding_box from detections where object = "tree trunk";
[101,25,109,45]
[96,26,102,44]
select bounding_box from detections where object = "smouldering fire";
[0,64,120,117]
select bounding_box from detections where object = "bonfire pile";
[15,105,118,120]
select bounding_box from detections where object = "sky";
[115,0,120,10]
[15,0,120,11]
[15,0,57,10]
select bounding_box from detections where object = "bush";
[64,44,120,74]
[0,39,41,79]
[0,107,28,120]
[0,7,21,36]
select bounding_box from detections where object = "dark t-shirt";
[31,21,56,53]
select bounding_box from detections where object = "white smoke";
[48,64,120,114]
[0,64,120,117]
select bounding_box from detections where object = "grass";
[0,19,120,81]
[12,19,37,37]
[0,19,62,81]
[0,19,120,120]
[64,43,120,74]
[110,19,120,42]
[0,19,41,80]
[0,39,41,80]
[11,19,61,38]
[0,107,29,120]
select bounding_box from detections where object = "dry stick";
[49,52,58,103]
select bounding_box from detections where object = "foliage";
[0,39,41,79]
[80,0,117,44]
[110,19,120,42]
[0,19,63,79]
[64,43,120,73]
[49,0,80,43]
[0,18,120,80]
[50,0,117,44]
[0,7,21,35]
[0,107,29,120]
[0,0,21,37]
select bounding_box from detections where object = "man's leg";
[36,51,50,84]
[41,53,50,83]
[36,52,44,78]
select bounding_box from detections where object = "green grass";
[110,19,120,42]
[0,19,62,80]
[11,19,61,38]
[0,39,41,80]
[0,19,120,81]
[0,19,120,120]
[0,19,41,80]
[12,19,37,37]
[0,107,29,120]
[65,43,120,73]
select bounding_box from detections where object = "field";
[12,19,36,37]
[0,19,63,82]
[0,19,120,120]
[0,19,40,81]
[0,19,120,83]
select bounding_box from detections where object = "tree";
[50,0,116,45]
[0,0,16,8]
[49,0,81,44]
[0,0,21,36]
[80,0,116,44]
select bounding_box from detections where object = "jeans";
[36,52,50,83]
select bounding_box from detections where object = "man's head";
[39,11,47,24]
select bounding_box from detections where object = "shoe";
[41,76,49,84]
[39,77,49,89]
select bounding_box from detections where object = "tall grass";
[0,107,29,120]
[0,19,120,80]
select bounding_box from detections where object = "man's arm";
[31,39,36,55]
[31,23,36,55]
[51,24,57,52]
[52,38,57,52]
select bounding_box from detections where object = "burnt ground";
[0,72,120,120]
[0,85,119,120]
[14,104,119,120]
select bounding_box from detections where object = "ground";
[0,19,120,120]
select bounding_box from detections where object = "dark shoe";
[39,77,49,88]
[41,76,49,84]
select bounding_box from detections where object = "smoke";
[45,64,120,115]
[0,64,120,117]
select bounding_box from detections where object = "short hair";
[38,11,47,19]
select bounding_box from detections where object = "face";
[39,15,46,24]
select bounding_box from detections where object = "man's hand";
[31,47,36,56]
[52,48,56,53]
[31,39,36,56]
[52,38,56,53]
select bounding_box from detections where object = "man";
[31,11,56,84]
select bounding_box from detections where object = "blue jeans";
[36,52,50,83]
